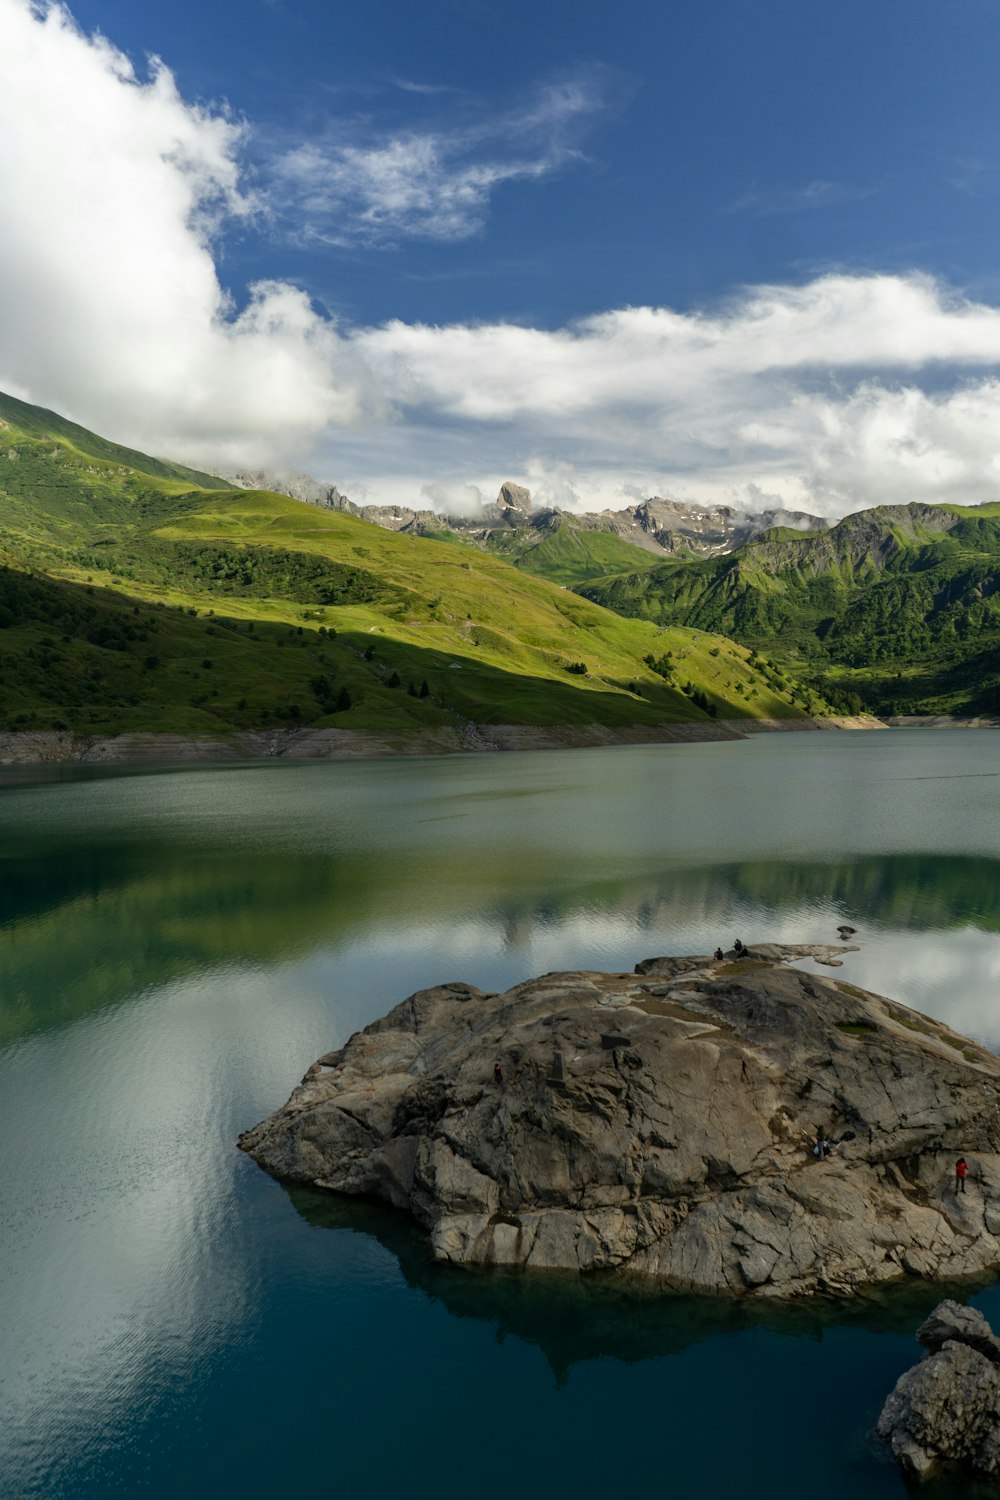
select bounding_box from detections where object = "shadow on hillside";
[0,559,717,731]
[331,629,697,729]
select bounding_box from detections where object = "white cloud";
[339,276,1000,515]
[795,380,1000,510]
[270,77,602,245]
[0,0,376,468]
[391,78,465,98]
[357,276,1000,423]
[4,0,1000,518]
[420,480,491,517]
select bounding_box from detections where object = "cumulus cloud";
[4,0,1000,517]
[340,275,1000,515]
[0,0,375,467]
[420,480,491,517]
[358,275,1000,421]
[270,76,604,246]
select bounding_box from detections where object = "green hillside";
[0,390,230,495]
[481,510,663,586]
[581,502,1000,716]
[0,393,828,735]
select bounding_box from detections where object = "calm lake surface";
[3,728,1000,1498]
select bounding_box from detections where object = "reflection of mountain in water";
[0,843,389,1041]
[729,855,1000,931]
[4,834,1000,1043]
[492,853,1000,950]
[285,1184,980,1385]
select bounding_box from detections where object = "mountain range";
[581,501,1000,716]
[218,459,1000,718]
[224,468,830,583]
[2,385,998,739]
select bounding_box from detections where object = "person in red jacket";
[956,1157,969,1193]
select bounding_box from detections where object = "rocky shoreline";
[239,944,1000,1297]
[3,712,992,766]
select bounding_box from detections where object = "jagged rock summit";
[217,463,829,559]
[239,946,1000,1296]
[218,466,357,512]
[494,480,533,517]
[878,1300,1000,1483]
[447,488,829,555]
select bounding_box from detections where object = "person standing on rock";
[494,1062,504,1086]
[956,1156,969,1193]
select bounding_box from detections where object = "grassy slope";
[0,390,230,492]
[481,514,663,587]
[581,503,1000,715]
[0,394,825,734]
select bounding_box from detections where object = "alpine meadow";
[0,390,833,741]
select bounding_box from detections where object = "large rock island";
[239,947,1000,1296]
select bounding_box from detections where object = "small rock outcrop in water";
[239,945,1000,1296]
[878,1300,1000,1483]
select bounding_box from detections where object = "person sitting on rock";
[956,1156,969,1193]
[813,1127,830,1160]
[734,938,745,956]
[714,947,725,961]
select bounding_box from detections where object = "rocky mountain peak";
[497,480,532,513]
[215,458,833,564]
[476,481,535,529]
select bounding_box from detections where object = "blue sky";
[64,0,1000,324]
[3,0,1000,514]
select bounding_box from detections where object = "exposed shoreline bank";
[0,713,996,766]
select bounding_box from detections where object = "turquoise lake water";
[3,728,1000,1498]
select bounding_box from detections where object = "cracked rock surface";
[877,1300,1000,1482]
[238,945,1000,1296]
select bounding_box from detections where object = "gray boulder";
[917,1298,1000,1363]
[878,1300,1000,1482]
[239,948,1000,1295]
